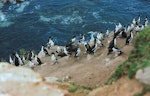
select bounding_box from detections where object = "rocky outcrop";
[0,62,71,96]
[136,67,150,85]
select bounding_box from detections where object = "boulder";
[136,67,150,85]
[0,62,70,96]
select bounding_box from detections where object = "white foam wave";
[92,11,100,19]
[60,15,83,25]
[0,21,14,27]
[34,4,40,10]
[102,21,115,25]
[39,16,51,22]
[15,1,30,13]
[0,11,7,22]
[39,12,83,25]
[0,11,14,27]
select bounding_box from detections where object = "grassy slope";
[106,26,150,95]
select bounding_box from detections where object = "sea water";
[0,0,150,60]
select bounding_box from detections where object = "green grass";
[19,48,28,56]
[68,85,79,93]
[105,61,127,85]
[106,26,150,85]
[68,82,93,93]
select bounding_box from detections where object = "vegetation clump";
[106,26,150,85]
[68,82,93,95]
[134,85,150,96]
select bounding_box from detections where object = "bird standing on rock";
[15,52,23,66]
[75,47,81,58]
[105,28,110,37]
[107,36,117,55]
[79,34,85,44]
[9,54,14,65]
[12,53,19,66]
[119,27,127,38]
[71,36,76,43]
[144,16,148,27]
[38,45,49,58]
[26,50,34,61]
[34,55,42,65]
[47,36,54,49]
[137,14,141,24]
[125,30,134,45]
[51,52,58,65]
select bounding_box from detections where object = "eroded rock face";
[0,62,69,96]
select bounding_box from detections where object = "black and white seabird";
[42,45,49,56]
[119,27,127,38]
[51,52,58,65]
[56,46,62,53]
[84,42,93,54]
[137,14,141,24]
[84,39,97,54]
[65,40,78,54]
[22,54,26,62]
[91,42,98,53]
[47,36,54,49]
[127,24,131,33]
[96,38,103,48]
[56,46,68,57]
[74,47,81,58]
[115,22,122,33]
[130,23,135,30]
[38,45,49,58]
[63,47,70,56]
[114,29,121,37]
[9,54,14,64]
[118,22,122,30]
[144,16,148,27]
[107,36,117,55]
[112,47,123,56]
[12,53,19,66]
[71,35,76,43]
[15,52,23,66]
[105,28,110,37]
[79,34,85,43]
[26,50,35,60]
[134,25,142,33]
[125,30,133,45]
[132,18,136,25]
[97,32,104,41]
[34,55,42,65]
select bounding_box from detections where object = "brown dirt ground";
[33,34,133,87]
[89,76,144,96]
